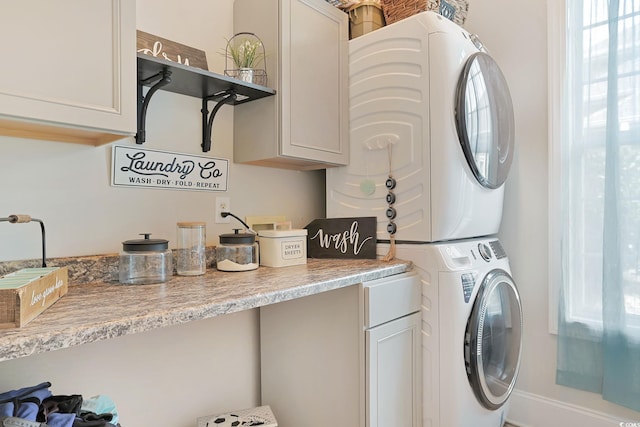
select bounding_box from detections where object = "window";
[550,0,640,332]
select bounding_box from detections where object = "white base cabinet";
[233,0,349,170]
[0,0,136,145]
[367,312,421,427]
[260,272,421,427]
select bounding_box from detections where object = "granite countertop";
[0,258,412,362]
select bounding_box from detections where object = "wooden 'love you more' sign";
[305,217,377,259]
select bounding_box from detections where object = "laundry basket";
[380,0,468,26]
[348,1,386,39]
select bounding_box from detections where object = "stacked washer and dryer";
[326,11,523,427]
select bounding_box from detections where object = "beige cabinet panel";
[0,0,136,145]
[233,0,348,169]
[260,285,363,427]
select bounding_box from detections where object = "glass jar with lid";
[119,233,173,284]
[216,229,259,271]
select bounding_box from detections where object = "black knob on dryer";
[385,177,396,190]
[386,207,396,219]
[386,192,396,204]
[387,222,397,235]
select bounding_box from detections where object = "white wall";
[0,1,325,426]
[465,0,640,424]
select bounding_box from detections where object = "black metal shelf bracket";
[201,90,237,152]
[136,69,172,144]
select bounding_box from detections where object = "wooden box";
[0,267,68,328]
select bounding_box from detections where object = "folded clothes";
[0,385,119,427]
[39,395,83,421]
[80,396,118,425]
[0,382,53,421]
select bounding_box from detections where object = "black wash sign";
[305,217,376,259]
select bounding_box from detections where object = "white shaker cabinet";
[0,0,136,145]
[366,312,421,427]
[364,272,422,427]
[260,272,421,427]
[233,0,349,169]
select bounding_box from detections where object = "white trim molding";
[546,0,566,336]
[508,389,636,427]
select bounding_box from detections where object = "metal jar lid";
[219,229,256,245]
[122,233,169,252]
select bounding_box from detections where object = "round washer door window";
[455,52,515,189]
[465,269,522,410]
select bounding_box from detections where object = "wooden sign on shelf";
[137,30,209,71]
[305,217,377,259]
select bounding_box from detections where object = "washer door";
[455,52,515,189]
[465,269,522,410]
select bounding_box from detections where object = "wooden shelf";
[136,53,276,150]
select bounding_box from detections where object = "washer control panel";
[489,240,507,259]
[440,238,508,271]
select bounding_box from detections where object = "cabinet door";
[281,0,348,165]
[233,0,348,169]
[0,0,136,144]
[366,312,421,427]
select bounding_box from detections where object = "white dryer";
[326,11,515,243]
[379,238,523,427]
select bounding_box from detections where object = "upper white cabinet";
[0,0,136,145]
[233,0,349,170]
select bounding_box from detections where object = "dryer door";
[455,52,515,189]
[465,268,522,410]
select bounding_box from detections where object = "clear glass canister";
[216,229,259,272]
[176,221,206,276]
[119,234,173,284]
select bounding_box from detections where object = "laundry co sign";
[111,146,228,192]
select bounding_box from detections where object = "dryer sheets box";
[258,229,308,267]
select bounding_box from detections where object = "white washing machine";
[380,238,523,427]
[326,11,515,243]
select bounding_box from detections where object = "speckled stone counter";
[0,257,412,362]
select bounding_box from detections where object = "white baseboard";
[507,389,628,427]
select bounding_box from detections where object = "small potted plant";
[223,32,267,85]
